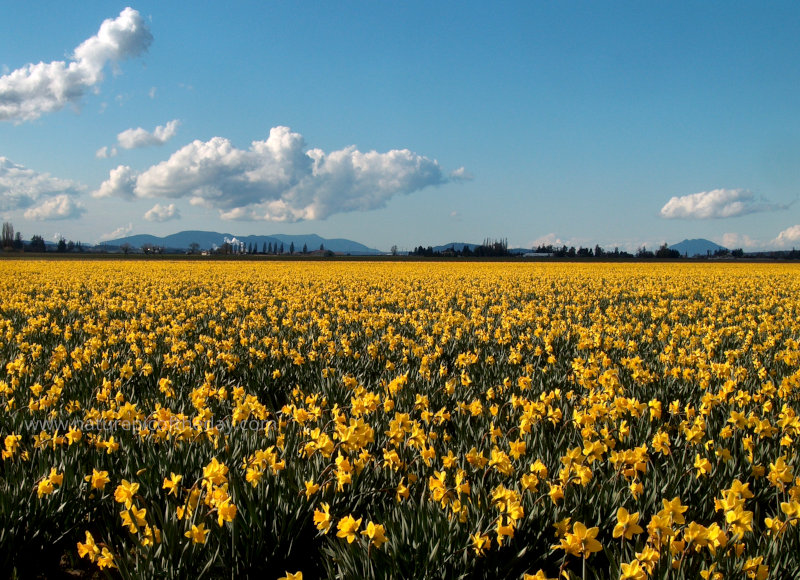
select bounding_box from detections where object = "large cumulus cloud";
[660,188,787,219]
[144,202,179,222]
[0,7,152,122]
[23,194,85,220]
[94,126,455,222]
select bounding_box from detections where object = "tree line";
[207,241,331,256]
[1,220,782,259]
[1,222,84,253]
[408,240,751,259]
[411,238,511,257]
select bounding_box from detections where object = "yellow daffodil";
[336,515,362,543]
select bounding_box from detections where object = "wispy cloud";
[0,8,152,123]
[449,167,473,182]
[117,119,180,149]
[94,126,462,222]
[96,146,118,159]
[98,222,133,242]
[0,156,85,211]
[660,188,787,219]
[144,202,179,222]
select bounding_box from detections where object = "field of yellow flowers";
[1,260,799,579]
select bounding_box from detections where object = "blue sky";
[1,1,799,252]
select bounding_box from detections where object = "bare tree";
[1,222,14,249]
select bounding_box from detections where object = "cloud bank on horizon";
[660,188,788,220]
[0,8,152,123]
[720,224,800,250]
[94,126,463,222]
[98,222,133,242]
[774,225,800,247]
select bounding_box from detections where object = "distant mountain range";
[668,238,727,257]
[100,230,381,254]
[95,232,731,258]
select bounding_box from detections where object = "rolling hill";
[669,238,727,257]
[100,230,381,254]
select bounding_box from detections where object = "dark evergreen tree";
[656,244,680,258]
[637,246,654,259]
[28,235,46,252]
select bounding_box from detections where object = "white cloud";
[530,232,596,250]
[23,194,85,220]
[531,233,565,247]
[94,126,456,222]
[774,225,800,247]
[0,156,85,210]
[0,8,152,123]
[716,227,800,250]
[660,188,786,219]
[144,202,179,222]
[117,119,180,149]
[95,146,118,159]
[449,167,473,181]
[720,232,762,249]
[92,164,136,199]
[98,222,133,242]
[148,87,156,99]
